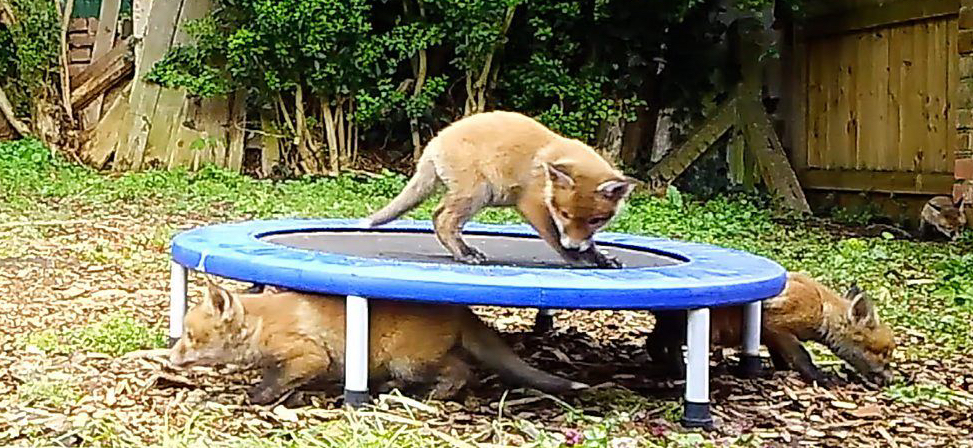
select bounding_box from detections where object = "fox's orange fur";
[169,280,587,404]
[647,273,895,385]
[363,111,636,268]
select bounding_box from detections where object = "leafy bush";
[144,0,786,181]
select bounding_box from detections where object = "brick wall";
[957,1,973,205]
[67,18,98,78]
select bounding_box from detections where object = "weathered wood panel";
[799,14,957,194]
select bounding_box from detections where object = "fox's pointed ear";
[205,278,243,323]
[849,293,878,328]
[598,177,636,201]
[844,282,862,301]
[544,162,575,187]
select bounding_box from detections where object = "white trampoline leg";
[168,261,188,348]
[740,300,763,377]
[682,307,713,428]
[345,295,370,407]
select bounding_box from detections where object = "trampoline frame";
[168,219,785,429]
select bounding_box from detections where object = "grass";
[17,379,80,408]
[21,312,167,357]
[2,137,973,446]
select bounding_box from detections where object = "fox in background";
[169,279,588,404]
[646,272,896,386]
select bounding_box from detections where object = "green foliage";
[147,0,420,103]
[933,254,973,306]
[20,312,166,357]
[17,379,80,408]
[0,0,61,120]
[885,381,972,408]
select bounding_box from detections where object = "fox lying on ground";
[646,272,895,386]
[169,279,588,404]
[362,111,636,268]
[861,196,967,242]
[918,196,967,241]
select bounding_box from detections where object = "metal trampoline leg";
[534,308,555,333]
[344,295,370,408]
[740,300,762,378]
[682,307,714,429]
[168,261,188,348]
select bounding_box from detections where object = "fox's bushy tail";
[461,312,588,393]
[363,156,440,227]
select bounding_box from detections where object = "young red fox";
[646,273,895,385]
[919,195,967,241]
[362,111,636,268]
[169,280,588,404]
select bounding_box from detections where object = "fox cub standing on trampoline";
[169,279,588,404]
[646,273,895,385]
[363,111,637,268]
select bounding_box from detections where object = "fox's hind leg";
[427,354,473,400]
[433,192,488,264]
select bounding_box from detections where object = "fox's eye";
[588,217,609,226]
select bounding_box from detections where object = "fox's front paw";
[596,253,623,268]
[456,246,488,265]
[248,385,283,405]
[582,248,622,268]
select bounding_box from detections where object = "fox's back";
[243,291,465,370]
[427,111,618,189]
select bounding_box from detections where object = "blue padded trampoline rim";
[170,219,787,310]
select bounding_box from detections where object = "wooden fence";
[784,0,960,195]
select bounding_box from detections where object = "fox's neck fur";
[819,298,859,359]
[230,300,268,367]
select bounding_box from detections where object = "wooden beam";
[81,84,130,168]
[70,51,134,109]
[805,0,958,38]
[117,0,186,170]
[71,39,131,89]
[798,169,955,195]
[645,93,739,191]
[740,98,812,213]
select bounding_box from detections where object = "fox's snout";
[169,344,195,368]
[560,235,592,252]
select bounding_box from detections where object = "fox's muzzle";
[560,236,591,252]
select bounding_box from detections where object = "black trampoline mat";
[260,230,684,269]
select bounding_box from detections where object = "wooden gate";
[787,0,959,194]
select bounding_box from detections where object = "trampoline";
[168,219,787,428]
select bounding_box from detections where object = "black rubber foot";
[737,354,762,378]
[246,283,266,294]
[681,401,714,429]
[168,337,179,348]
[344,389,370,408]
[533,313,554,333]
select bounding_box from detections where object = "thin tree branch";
[0,0,16,26]
[0,85,31,136]
[56,0,74,119]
